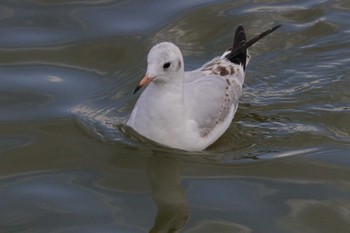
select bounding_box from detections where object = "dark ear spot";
[177,60,182,70]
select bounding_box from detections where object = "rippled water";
[1,0,350,232]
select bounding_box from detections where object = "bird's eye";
[163,62,171,69]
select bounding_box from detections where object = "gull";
[127,25,281,151]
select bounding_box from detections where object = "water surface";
[0,0,350,232]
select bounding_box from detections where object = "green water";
[0,0,349,232]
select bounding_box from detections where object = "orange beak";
[133,75,153,94]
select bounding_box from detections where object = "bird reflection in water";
[147,151,189,233]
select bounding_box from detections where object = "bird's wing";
[184,57,245,137]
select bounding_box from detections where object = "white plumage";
[127,25,281,151]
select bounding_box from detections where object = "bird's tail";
[225,24,281,70]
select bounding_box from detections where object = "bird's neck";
[152,71,185,103]
[146,71,187,123]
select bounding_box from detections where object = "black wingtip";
[272,24,282,31]
[225,24,281,68]
[245,24,282,49]
[226,25,247,70]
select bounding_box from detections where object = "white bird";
[127,25,281,151]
